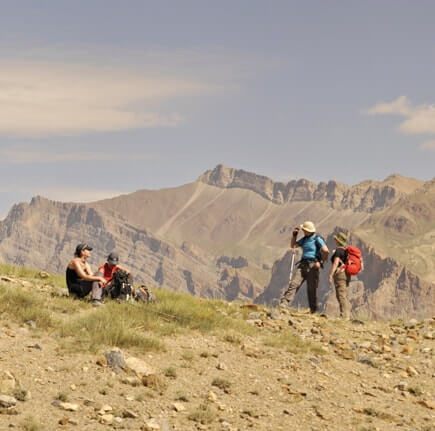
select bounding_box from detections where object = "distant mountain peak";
[198,165,417,212]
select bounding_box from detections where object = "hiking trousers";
[333,270,351,319]
[281,261,319,313]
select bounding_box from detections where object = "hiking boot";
[92,300,104,308]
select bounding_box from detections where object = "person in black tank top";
[66,244,107,299]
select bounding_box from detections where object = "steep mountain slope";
[356,178,435,283]
[0,165,431,317]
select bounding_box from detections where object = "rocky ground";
[0,277,434,430]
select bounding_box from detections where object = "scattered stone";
[38,271,50,279]
[25,320,37,329]
[96,356,107,367]
[122,409,138,419]
[101,404,113,412]
[99,414,114,425]
[417,400,435,410]
[13,388,31,401]
[397,382,408,391]
[406,366,419,376]
[142,418,161,430]
[357,355,376,367]
[125,356,154,377]
[207,391,218,402]
[70,384,77,391]
[58,417,69,425]
[173,402,186,412]
[247,312,261,320]
[59,402,79,412]
[27,343,42,350]
[68,418,79,425]
[104,348,125,369]
[121,376,141,386]
[0,396,16,408]
[217,362,227,370]
[402,344,414,355]
[0,372,16,394]
[268,309,281,320]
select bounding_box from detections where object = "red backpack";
[343,246,362,276]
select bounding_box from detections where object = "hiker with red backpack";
[328,232,363,320]
[280,221,329,313]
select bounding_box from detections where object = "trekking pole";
[288,247,296,285]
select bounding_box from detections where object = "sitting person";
[92,252,132,302]
[66,244,107,303]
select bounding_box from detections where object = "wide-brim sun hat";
[334,232,347,246]
[300,221,316,233]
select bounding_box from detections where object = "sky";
[1,0,435,217]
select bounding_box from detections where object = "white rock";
[0,371,16,393]
[59,402,79,411]
[143,418,161,430]
[99,414,114,425]
[173,402,186,412]
[125,356,155,377]
[0,395,17,408]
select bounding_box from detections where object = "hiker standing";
[280,221,329,313]
[328,232,357,320]
[66,244,107,300]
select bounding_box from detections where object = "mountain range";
[0,164,433,318]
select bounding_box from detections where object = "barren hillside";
[0,268,434,431]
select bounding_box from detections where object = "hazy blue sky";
[1,1,434,216]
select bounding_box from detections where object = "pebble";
[59,402,79,411]
[0,395,17,408]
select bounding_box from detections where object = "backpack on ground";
[107,269,134,300]
[135,285,157,303]
[343,246,362,276]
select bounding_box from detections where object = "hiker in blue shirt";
[280,221,329,313]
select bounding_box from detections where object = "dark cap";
[107,252,119,264]
[75,243,93,256]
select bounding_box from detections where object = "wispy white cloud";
[366,96,435,137]
[366,95,411,116]
[0,60,214,137]
[0,148,155,163]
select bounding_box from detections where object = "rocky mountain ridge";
[0,165,433,318]
[199,164,423,212]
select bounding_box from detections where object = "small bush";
[142,375,167,391]
[21,415,43,431]
[223,332,241,344]
[164,367,177,379]
[211,377,231,391]
[188,403,217,424]
[263,332,324,355]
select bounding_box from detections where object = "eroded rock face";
[218,267,261,301]
[255,232,435,319]
[199,165,415,212]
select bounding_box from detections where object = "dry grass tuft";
[188,403,217,424]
